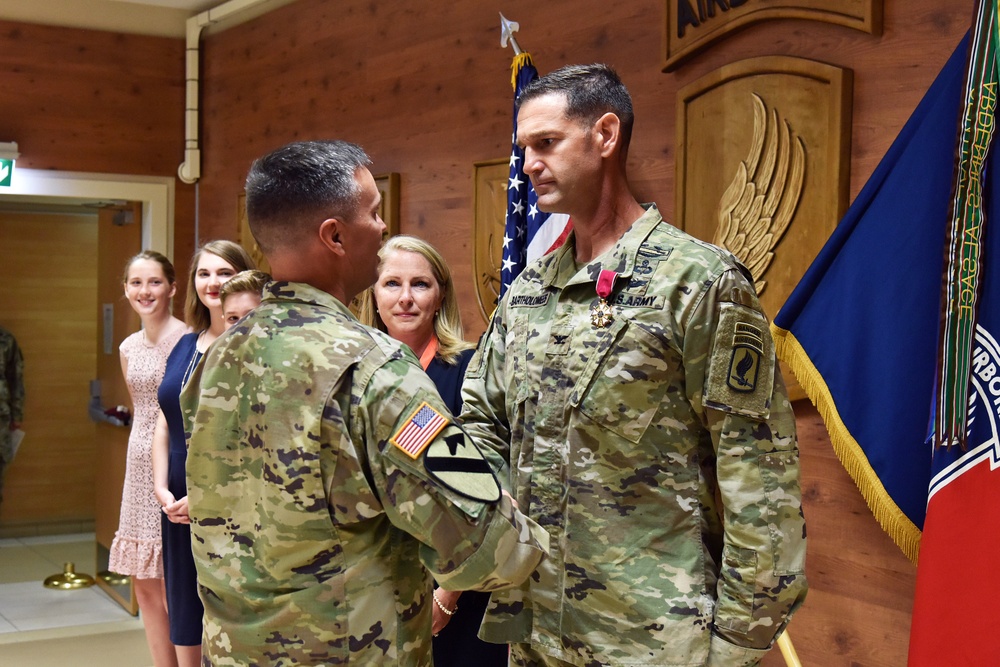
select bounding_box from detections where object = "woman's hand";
[163,495,190,524]
[431,588,461,636]
[155,488,175,509]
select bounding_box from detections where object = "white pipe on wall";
[178,0,276,184]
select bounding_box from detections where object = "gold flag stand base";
[43,562,96,590]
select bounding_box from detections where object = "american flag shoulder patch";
[390,402,449,459]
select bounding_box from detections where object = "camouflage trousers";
[509,644,586,667]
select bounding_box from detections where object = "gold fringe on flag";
[772,323,922,564]
[510,52,534,90]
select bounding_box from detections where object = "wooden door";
[0,209,98,527]
[93,202,142,614]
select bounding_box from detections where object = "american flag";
[501,53,572,298]
[390,402,448,459]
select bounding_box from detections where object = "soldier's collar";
[542,204,662,289]
[263,280,355,317]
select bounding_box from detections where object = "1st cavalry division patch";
[391,402,448,459]
[424,433,502,502]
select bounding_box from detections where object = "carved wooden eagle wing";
[713,93,806,295]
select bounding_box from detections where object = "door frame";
[0,168,174,257]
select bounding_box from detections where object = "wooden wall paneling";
[0,21,186,175]
[0,211,99,526]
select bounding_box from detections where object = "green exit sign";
[0,158,12,187]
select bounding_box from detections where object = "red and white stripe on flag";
[526,212,573,263]
[390,402,448,459]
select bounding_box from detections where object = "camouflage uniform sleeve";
[458,307,513,489]
[3,333,25,423]
[684,268,808,659]
[355,353,547,592]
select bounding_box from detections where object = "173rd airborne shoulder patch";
[705,302,774,420]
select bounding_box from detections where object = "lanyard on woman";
[418,334,439,371]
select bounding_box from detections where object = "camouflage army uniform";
[182,281,548,666]
[462,205,807,666]
[0,326,25,504]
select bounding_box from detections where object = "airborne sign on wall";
[663,0,882,71]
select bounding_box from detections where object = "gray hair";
[245,140,371,253]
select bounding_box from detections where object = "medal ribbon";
[597,269,617,300]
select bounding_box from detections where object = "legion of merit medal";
[591,269,617,328]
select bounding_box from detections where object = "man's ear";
[593,112,621,158]
[318,217,346,256]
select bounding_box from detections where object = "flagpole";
[777,631,802,667]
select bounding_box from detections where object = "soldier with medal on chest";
[462,64,806,667]
[502,60,649,397]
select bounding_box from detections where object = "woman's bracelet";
[432,590,457,616]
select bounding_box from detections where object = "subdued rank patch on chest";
[547,326,575,356]
[424,433,501,502]
[727,322,764,392]
[391,402,448,459]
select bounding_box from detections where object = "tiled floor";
[0,533,138,636]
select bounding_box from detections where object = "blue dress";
[427,348,507,667]
[158,332,205,647]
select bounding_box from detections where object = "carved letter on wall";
[664,0,882,71]
[676,56,852,398]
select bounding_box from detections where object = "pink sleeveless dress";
[108,327,185,579]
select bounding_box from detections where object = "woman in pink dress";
[109,250,188,667]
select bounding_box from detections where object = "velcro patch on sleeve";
[705,302,774,419]
[424,432,501,503]
[390,402,449,459]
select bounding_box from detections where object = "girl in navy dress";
[151,240,255,666]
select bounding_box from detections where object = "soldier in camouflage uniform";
[181,140,549,666]
[0,325,25,508]
[461,64,807,666]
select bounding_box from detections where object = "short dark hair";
[517,63,634,156]
[245,140,371,254]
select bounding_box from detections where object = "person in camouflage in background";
[461,64,808,666]
[181,140,549,666]
[0,325,24,508]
